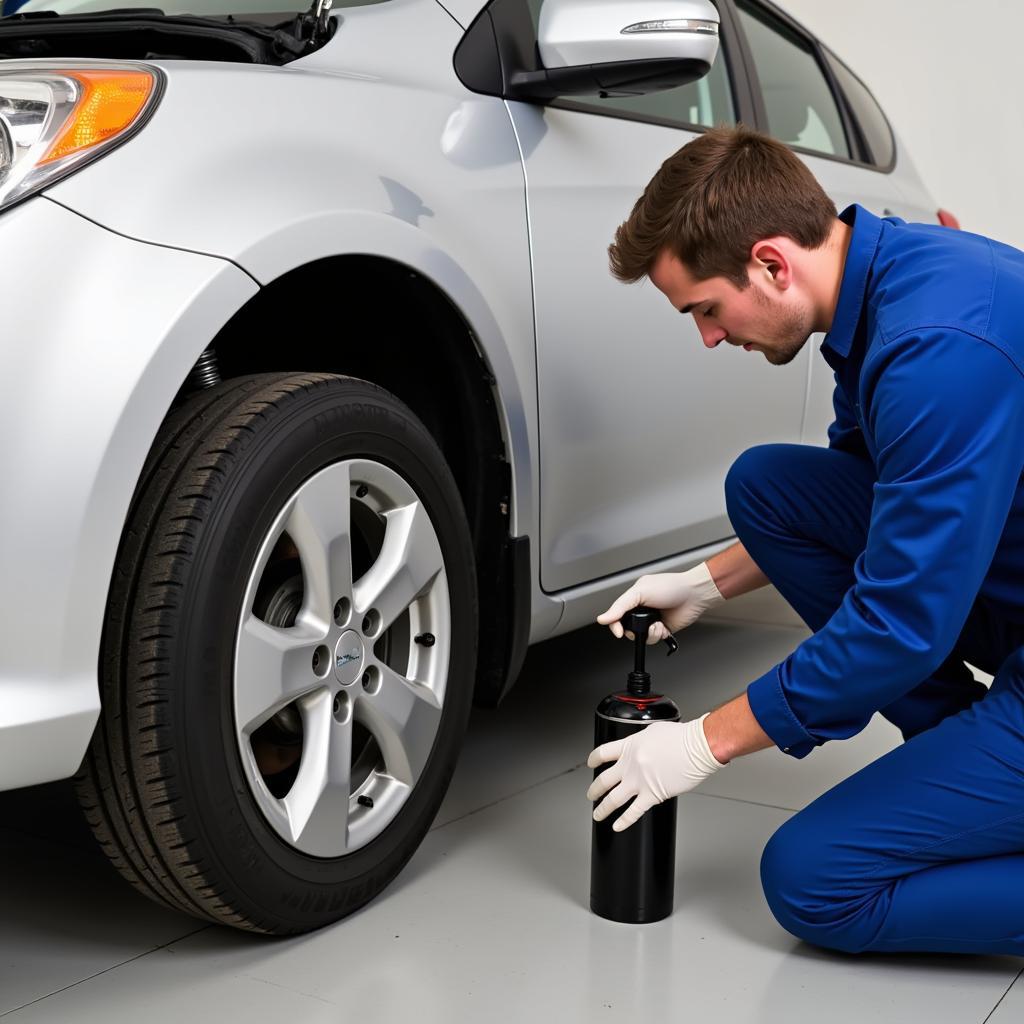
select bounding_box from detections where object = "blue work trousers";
[725,442,1024,956]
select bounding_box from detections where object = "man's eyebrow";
[679,302,702,314]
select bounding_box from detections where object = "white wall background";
[774,0,1024,249]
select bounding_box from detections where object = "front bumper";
[0,196,258,791]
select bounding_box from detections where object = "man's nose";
[698,323,727,348]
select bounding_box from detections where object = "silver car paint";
[42,0,548,613]
[0,196,258,788]
[434,0,477,28]
[0,0,937,790]
[537,0,721,68]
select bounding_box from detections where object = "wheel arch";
[186,254,531,708]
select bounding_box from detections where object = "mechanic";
[588,123,1024,957]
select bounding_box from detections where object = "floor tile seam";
[981,966,1024,1023]
[431,763,800,834]
[242,974,338,1008]
[0,924,211,1018]
[689,788,799,814]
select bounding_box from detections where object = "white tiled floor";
[0,588,1019,1022]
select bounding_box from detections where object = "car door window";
[823,47,894,168]
[735,0,849,159]
[527,0,736,129]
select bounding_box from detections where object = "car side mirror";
[511,0,720,100]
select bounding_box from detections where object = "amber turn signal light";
[39,70,155,166]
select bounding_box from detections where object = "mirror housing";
[511,0,720,100]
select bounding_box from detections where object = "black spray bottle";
[590,606,680,924]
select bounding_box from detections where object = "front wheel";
[76,373,479,934]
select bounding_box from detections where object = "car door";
[510,0,809,594]
[727,0,924,448]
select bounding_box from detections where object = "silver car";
[0,0,944,933]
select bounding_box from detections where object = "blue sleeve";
[826,371,870,459]
[748,330,1024,757]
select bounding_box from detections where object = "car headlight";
[0,64,163,213]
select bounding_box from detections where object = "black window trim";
[723,0,897,175]
[820,42,897,174]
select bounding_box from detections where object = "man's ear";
[749,239,792,290]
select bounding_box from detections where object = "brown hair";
[608,124,837,288]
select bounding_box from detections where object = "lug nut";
[312,644,330,676]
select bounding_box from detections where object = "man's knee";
[759,817,815,942]
[760,814,879,955]
[724,443,796,535]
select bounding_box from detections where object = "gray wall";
[776,0,1024,249]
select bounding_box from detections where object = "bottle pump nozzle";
[621,607,678,696]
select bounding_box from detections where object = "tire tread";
[75,372,475,934]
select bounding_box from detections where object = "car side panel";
[509,102,808,593]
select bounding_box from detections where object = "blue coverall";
[727,203,1024,956]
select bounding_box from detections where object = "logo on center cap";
[333,630,364,684]
[337,648,360,668]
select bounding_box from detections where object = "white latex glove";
[586,715,727,832]
[596,563,725,645]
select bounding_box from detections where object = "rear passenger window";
[823,48,894,168]
[735,0,849,159]
[527,0,736,129]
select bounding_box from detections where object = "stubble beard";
[750,288,811,366]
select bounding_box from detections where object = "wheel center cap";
[333,630,364,685]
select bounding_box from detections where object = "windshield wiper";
[7,6,166,14]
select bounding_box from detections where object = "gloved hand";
[586,715,727,832]
[596,562,725,644]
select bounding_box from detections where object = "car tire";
[75,372,478,934]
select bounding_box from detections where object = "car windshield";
[1,0,385,18]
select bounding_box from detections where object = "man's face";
[649,248,812,366]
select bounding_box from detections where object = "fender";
[0,197,259,788]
